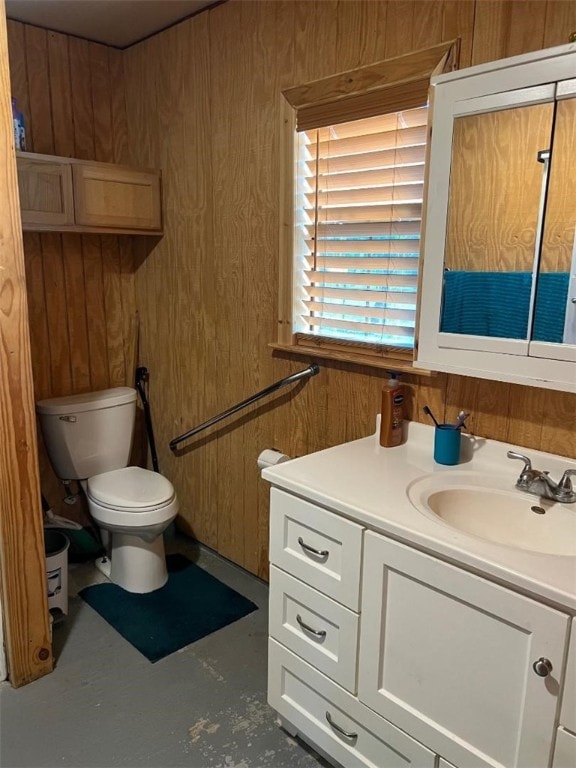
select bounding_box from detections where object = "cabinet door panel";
[73,163,161,231]
[358,532,569,768]
[269,638,436,768]
[17,154,74,228]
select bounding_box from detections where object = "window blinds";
[295,106,428,348]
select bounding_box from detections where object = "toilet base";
[109,531,168,593]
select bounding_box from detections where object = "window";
[295,107,427,350]
[276,41,458,370]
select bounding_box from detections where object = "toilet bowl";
[36,387,179,594]
[87,467,178,593]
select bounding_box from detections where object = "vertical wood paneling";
[0,2,52,686]
[118,0,576,583]
[6,22,139,521]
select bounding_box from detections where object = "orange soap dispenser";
[379,372,405,447]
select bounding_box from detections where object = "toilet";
[36,387,179,594]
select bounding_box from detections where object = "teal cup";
[434,425,461,465]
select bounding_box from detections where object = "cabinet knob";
[532,657,553,677]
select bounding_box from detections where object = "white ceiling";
[5,0,217,48]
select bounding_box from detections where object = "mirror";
[438,92,575,354]
[415,45,576,391]
[533,94,576,351]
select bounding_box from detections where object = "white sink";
[407,472,576,557]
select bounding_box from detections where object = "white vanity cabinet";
[267,486,573,768]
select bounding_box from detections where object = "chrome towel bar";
[169,363,320,452]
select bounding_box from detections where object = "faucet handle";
[559,469,576,491]
[507,451,532,473]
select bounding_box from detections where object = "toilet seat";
[87,467,178,528]
[88,466,175,511]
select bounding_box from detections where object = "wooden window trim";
[276,40,459,376]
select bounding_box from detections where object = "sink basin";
[407,472,576,557]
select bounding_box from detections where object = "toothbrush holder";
[433,425,461,465]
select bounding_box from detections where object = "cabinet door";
[17,153,74,228]
[358,532,569,768]
[72,162,161,231]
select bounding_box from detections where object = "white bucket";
[44,530,70,615]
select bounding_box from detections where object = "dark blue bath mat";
[79,554,258,662]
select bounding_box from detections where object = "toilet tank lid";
[36,387,137,416]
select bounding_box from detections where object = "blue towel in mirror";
[440,271,532,339]
[441,270,570,343]
[532,272,570,344]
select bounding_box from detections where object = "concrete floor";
[0,536,327,768]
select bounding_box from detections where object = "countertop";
[262,421,576,612]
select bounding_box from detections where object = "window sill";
[269,342,437,378]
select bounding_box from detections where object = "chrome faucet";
[507,451,576,503]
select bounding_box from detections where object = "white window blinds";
[294,106,428,349]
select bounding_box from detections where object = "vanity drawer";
[269,487,363,610]
[269,565,359,693]
[268,638,436,768]
[553,728,576,768]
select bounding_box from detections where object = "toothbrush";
[423,405,440,428]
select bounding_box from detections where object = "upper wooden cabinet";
[16,152,162,235]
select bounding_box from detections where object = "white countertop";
[262,421,576,612]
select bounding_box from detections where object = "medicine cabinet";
[416,44,576,392]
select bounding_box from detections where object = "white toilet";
[36,387,179,594]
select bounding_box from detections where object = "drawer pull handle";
[532,657,553,677]
[298,536,329,558]
[296,614,326,638]
[325,711,357,741]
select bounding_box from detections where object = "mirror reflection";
[440,102,554,341]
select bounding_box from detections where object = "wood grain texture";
[0,0,52,686]
[119,0,576,583]
[446,103,554,272]
[6,22,141,523]
[5,0,573,613]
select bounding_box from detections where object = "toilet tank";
[36,387,137,481]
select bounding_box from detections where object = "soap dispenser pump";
[379,372,405,447]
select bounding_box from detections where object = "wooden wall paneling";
[24,27,74,399]
[412,1,444,51]
[544,0,576,47]
[0,0,52,686]
[40,232,72,396]
[209,0,253,564]
[505,383,544,451]
[540,391,576,459]
[90,43,127,389]
[334,0,388,71]
[235,1,279,575]
[441,1,475,68]
[24,25,53,154]
[61,233,91,391]
[153,24,199,539]
[383,1,416,59]
[471,0,514,65]
[21,234,52,397]
[47,32,74,157]
[506,1,547,56]
[47,31,92,395]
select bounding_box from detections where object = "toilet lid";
[87,467,175,510]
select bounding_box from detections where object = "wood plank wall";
[0,2,51,687]
[6,21,138,513]
[122,0,576,580]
